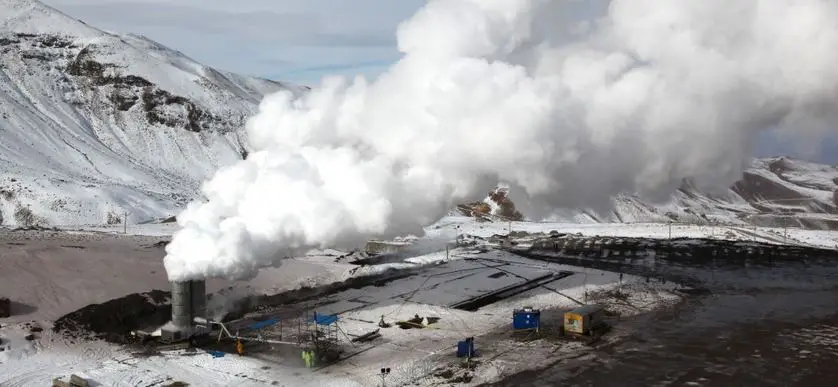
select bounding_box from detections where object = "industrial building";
[364,240,411,256]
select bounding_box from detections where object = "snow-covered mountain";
[606,157,838,230]
[0,0,307,226]
[464,157,838,230]
[2,1,836,231]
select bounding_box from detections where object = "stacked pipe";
[170,279,207,330]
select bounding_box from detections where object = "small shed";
[364,240,410,256]
[563,305,606,335]
[52,374,89,387]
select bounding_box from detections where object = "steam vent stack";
[161,279,207,342]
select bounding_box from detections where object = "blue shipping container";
[512,309,541,330]
[456,338,475,358]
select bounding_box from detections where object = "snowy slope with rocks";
[0,0,306,226]
[610,157,838,229]
[468,157,838,230]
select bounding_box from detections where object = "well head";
[170,279,206,329]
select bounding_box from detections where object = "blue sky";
[756,132,838,164]
[42,0,425,85]
[40,0,835,164]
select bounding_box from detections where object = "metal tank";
[189,279,206,321]
[161,279,208,342]
[170,280,193,328]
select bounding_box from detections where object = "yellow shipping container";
[563,305,605,335]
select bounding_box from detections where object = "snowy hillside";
[612,157,838,229]
[1,1,836,231]
[466,157,838,230]
[0,0,306,226]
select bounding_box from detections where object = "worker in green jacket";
[301,350,316,368]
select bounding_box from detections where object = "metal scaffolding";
[204,310,351,366]
[303,312,346,365]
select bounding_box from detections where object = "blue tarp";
[247,318,281,331]
[207,350,226,358]
[312,313,339,326]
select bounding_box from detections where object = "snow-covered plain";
[430,216,838,250]
[4,216,835,386]
[71,214,838,249]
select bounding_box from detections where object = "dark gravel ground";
[50,266,416,344]
[485,245,838,387]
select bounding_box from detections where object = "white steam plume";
[164,0,838,281]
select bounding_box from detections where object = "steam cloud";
[164,0,838,281]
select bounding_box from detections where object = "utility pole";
[583,270,588,303]
[123,211,130,234]
[618,271,623,295]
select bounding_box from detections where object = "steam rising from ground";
[164,0,838,281]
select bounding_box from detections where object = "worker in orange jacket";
[235,338,244,355]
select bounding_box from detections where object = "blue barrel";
[512,309,540,330]
[456,337,474,358]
